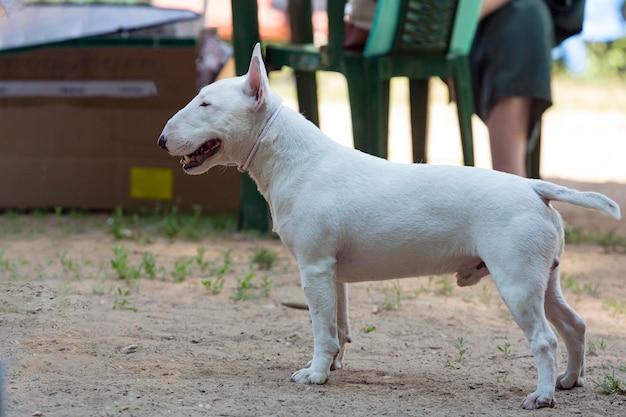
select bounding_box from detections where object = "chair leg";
[452,57,475,166]
[294,71,320,126]
[409,78,430,164]
[344,61,390,158]
[526,119,542,179]
[287,0,319,125]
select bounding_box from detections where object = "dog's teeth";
[180,155,191,166]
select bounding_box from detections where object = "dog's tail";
[530,180,621,220]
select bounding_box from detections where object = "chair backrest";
[364,0,482,57]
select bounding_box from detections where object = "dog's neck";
[238,104,284,173]
[241,105,341,228]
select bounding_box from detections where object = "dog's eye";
[200,101,211,107]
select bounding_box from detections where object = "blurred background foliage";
[585,37,626,77]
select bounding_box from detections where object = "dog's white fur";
[158,44,621,410]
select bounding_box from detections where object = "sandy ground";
[0,198,625,417]
[2,71,626,416]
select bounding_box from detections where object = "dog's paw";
[521,391,556,410]
[556,372,584,390]
[291,367,328,384]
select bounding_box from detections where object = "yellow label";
[130,167,173,200]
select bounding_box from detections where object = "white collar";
[238,104,283,173]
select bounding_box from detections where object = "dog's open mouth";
[180,139,222,170]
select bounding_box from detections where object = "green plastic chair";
[261,0,481,164]
[230,0,482,230]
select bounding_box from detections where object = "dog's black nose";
[158,134,168,150]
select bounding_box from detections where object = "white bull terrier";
[158,44,621,409]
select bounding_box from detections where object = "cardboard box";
[0,39,241,213]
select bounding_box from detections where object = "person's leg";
[471,0,554,177]
[487,96,532,177]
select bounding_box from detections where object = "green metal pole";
[231,0,270,232]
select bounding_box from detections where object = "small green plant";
[141,252,157,278]
[202,275,225,294]
[0,252,7,273]
[445,358,458,369]
[588,340,597,357]
[382,280,403,311]
[252,247,278,271]
[436,277,453,297]
[497,341,513,358]
[233,267,254,301]
[363,326,376,334]
[36,263,47,281]
[599,339,607,352]
[0,212,25,234]
[56,251,74,271]
[598,230,626,253]
[479,285,492,305]
[171,257,195,283]
[194,247,211,273]
[588,339,607,357]
[565,276,582,297]
[111,245,140,280]
[113,288,138,312]
[215,250,232,276]
[159,206,183,240]
[583,283,600,298]
[56,251,83,279]
[182,205,205,240]
[565,276,600,300]
[109,205,126,240]
[92,281,107,295]
[0,253,27,281]
[603,299,626,317]
[563,224,587,245]
[592,372,626,397]
[260,274,273,297]
[453,337,468,362]
[202,250,231,295]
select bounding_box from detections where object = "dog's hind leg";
[545,265,586,390]
[331,281,352,371]
[489,263,558,409]
[291,258,340,384]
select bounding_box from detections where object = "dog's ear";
[244,43,269,111]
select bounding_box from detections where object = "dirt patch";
[1,179,626,417]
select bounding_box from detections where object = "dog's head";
[157,43,277,175]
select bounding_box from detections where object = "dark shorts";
[470,0,555,127]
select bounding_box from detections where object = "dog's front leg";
[291,259,339,384]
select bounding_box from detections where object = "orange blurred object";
[154,0,291,41]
